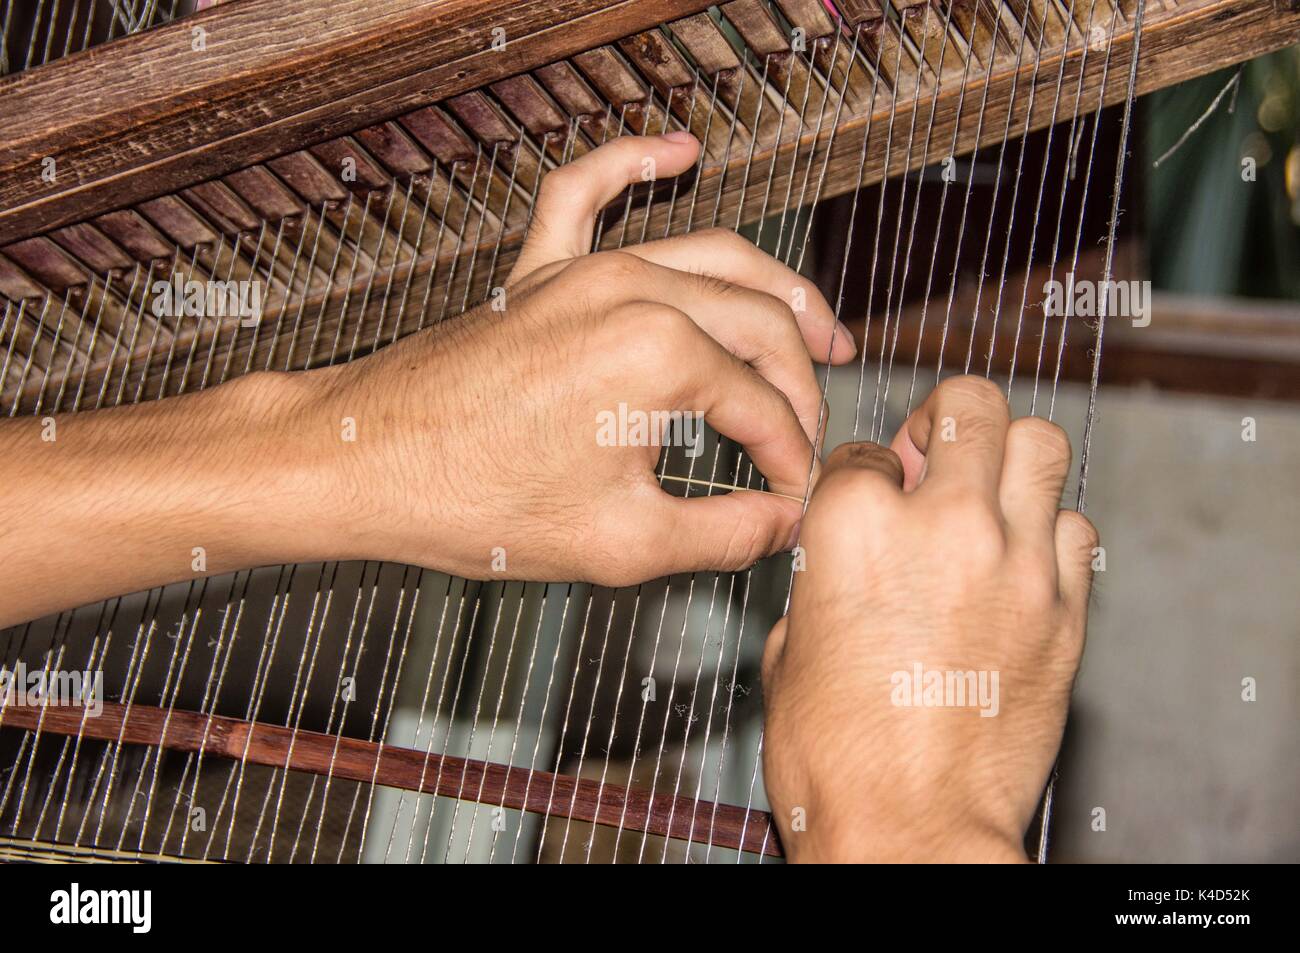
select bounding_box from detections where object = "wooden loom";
[1,0,1297,863]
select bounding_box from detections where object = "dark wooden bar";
[847,244,1300,403]
[0,697,783,858]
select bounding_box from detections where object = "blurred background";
[1049,52,1299,863]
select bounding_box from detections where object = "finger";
[647,487,803,577]
[818,441,905,493]
[631,260,825,445]
[667,315,818,498]
[802,444,904,559]
[1055,509,1100,622]
[1000,417,1073,550]
[890,375,1009,500]
[622,228,856,364]
[508,132,702,282]
[695,364,818,499]
[888,418,928,492]
[761,616,789,691]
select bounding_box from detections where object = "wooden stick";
[0,698,783,858]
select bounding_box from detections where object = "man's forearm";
[0,371,339,628]
[1,135,851,626]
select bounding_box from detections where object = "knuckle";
[1025,575,1062,616]
[940,375,1008,415]
[1059,509,1100,552]
[1010,416,1072,464]
[605,302,691,367]
[767,386,811,448]
[718,517,771,571]
[750,304,807,375]
[757,289,800,329]
[1012,551,1063,611]
[644,301,695,341]
[697,226,750,251]
[953,412,1004,449]
[537,165,580,202]
[960,525,1006,568]
[824,443,903,484]
[693,270,739,299]
[741,361,799,428]
[576,250,647,286]
[770,377,800,419]
[933,495,1006,558]
[518,259,568,290]
[811,467,891,515]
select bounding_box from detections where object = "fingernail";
[835,320,857,358]
[661,130,697,144]
[784,520,802,552]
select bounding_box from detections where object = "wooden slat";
[136,196,221,248]
[354,122,437,177]
[863,12,920,99]
[267,152,351,205]
[948,0,1020,68]
[901,1,968,79]
[721,0,792,55]
[618,30,697,91]
[184,182,265,234]
[836,0,888,21]
[50,223,134,274]
[3,236,87,290]
[774,0,838,37]
[93,210,175,262]
[400,107,481,166]
[491,76,571,137]
[670,12,743,74]
[574,46,653,107]
[0,258,46,303]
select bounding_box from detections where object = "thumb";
[508,132,701,282]
[762,615,789,692]
[1055,509,1100,625]
[647,487,801,577]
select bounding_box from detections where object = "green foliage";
[1145,49,1300,300]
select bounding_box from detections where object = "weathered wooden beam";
[0,0,715,239]
[848,242,1300,402]
[0,697,783,857]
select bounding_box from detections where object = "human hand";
[760,376,1099,862]
[317,132,857,586]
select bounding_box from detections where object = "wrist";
[787,823,1028,864]
[206,367,352,567]
[110,367,348,575]
[0,364,340,624]
[0,368,344,626]
[778,791,1028,864]
[301,344,461,572]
